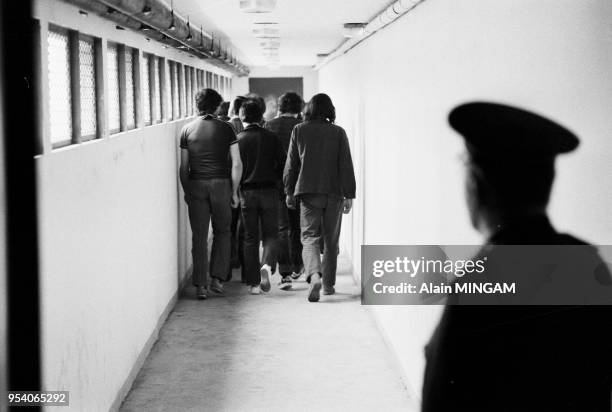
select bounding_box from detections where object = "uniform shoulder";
[557,233,591,246]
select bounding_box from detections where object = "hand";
[231,192,240,209]
[286,195,296,210]
[342,198,353,214]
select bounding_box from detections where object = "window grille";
[185,66,192,116]
[153,57,162,122]
[124,47,136,129]
[142,54,152,125]
[171,62,179,119]
[47,29,72,146]
[78,37,97,139]
[107,42,121,133]
[178,64,186,117]
[165,59,172,120]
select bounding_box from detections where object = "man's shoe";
[308,273,322,302]
[249,285,261,295]
[196,286,208,300]
[323,285,335,295]
[260,265,272,292]
[278,275,292,291]
[210,278,225,295]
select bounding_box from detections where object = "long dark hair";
[304,93,335,123]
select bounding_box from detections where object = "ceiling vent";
[239,0,277,13]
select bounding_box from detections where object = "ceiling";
[171,0,393,67]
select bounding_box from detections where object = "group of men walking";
[179,88,355,302]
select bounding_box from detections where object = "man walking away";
[237,100,287,295]
[265,92,304,289]
[284,93,356,302]
[228,96,246,134]
[179,88,242,300]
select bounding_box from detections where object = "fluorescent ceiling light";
[240,0,277,13]
[343,22,367,38]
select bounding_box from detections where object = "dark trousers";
[277,198,303,275]
[186,178,232,287]
[240,188,279,286]
[300,194,343,287]
[227,207,245,280]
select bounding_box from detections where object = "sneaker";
[196,286,208,300]
[260,265,272,292]
[323,285,335,295]
[209,278,225,295]
[278,276,292,291]
[250,285,261,295]
[308,273,322,302]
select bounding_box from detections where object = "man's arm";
[283,129,300,209]
[179,148,190,202]
[229,143,242,208]
[338,129,356,213]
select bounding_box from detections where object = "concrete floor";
[120,258,415,412]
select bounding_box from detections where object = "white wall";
[318,0,612,402]
[232,65,319,102]
[34,1,233,410]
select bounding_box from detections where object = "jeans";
[186,178,232,287]
[277,197,303,275]
[240,188,279,286]
[300,194,343,287]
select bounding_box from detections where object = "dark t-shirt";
[237,124,286,190]
[179,114,236,180]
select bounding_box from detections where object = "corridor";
[2,0,612,410]
[120,260,414,412]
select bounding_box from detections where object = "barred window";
[221,76,227,100]
[171,61,179,120]
[124,47,136,129]
[153,56,162,123]
[164,59,172,120]
[47,28,72,146]
[78,36,97,140]
[185,66,192,116]
[107,42,121,134]
[142,54,152,125]
[191,68,197,114]
[178,64,186,117]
